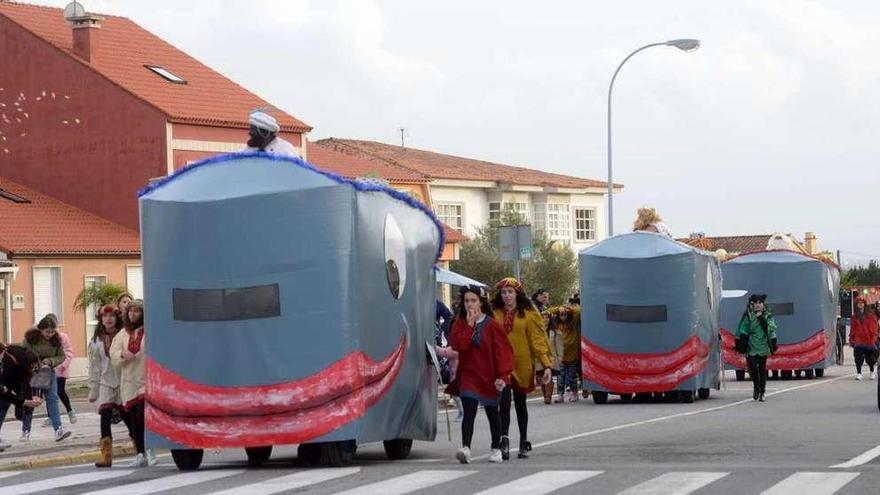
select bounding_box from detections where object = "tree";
[72,282,128,315]
[842,260,880,288]
[450,205,579,306]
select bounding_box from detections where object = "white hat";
[249,111,280,133]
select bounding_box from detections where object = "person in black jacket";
[0,342,43,451]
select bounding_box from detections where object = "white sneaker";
[19,431,30,443]
[0,438,11,451]
[41,418,52,428]
[488,449,503,463]
[128,453,147,468]
[146,448,159,466]
[872,372,877,380]
[856,373,863,381]
[455,447,472,464]
[54,428,72,442]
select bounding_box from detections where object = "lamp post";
[606,39,700,237]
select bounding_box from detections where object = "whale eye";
[384,214,407,299]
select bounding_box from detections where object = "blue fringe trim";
[138,151,447,260]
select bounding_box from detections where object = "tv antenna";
[398,127,409,148]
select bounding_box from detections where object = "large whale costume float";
[578,232,722,404]
[720,249,840,380]
[138,152,443,470]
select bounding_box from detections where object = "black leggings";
[56,377,72,413]
[747,355,768,396]
[99,407,115,438]
[122,402,145,454]
[854,348,878,373]
[461,397,501,449]
[499,386,528,440]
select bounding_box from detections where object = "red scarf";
[127,326,144,354]
[503,309,516,334]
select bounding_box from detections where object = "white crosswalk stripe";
[2,470,134,495]
[0,471,22,480]
[206,467,360,495]
[617,472,729,495]
[334,469,476,495]
[80,469,245,495]
[761,472,860,495]
[474,470,603,495]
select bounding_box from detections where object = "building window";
[126,265,144,300]
[508,202,529,223]
[33,266,63,324]
[145,65,187,84]
[547,204,571,241]
[489,202,501,223]
[84,275,107,336]
[435,203,464,232]
[532,203,546,234]
[573,208,596,241]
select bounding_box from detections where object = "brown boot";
[95,437,112,468]
[542,382,553,404]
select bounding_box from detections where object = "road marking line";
[760,472,859,495]
[81,469,244,495]
[474,470,602,494]
[831,444,880,468]
[206,467,360,495]
[618,472,729,494]
[475,372,851,459]
[0,471,22,479]
[334,470,476,495]
[3,470,134,495]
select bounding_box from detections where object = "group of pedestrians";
[439,276,582,464]
[0,293,153,468]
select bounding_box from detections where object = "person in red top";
[450,285,514,464]
[849,296,879,380]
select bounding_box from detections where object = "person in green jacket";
[735,294,778,402]
[20,314,72,442]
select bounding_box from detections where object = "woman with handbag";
[735,294,778,402]
[849,296,879,380]
[0,343,44,452]
[20,314,72,442]
[88,305,124,467]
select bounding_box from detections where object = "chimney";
[805,231,817,254]
[68,13,103,63]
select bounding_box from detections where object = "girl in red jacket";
[850,296,879,380]
[450,285,514,464]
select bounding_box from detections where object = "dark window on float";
[606,304,668,323]
[770,302,794,316]
[173,284,280,321]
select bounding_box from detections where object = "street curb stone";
[0,443,137,471]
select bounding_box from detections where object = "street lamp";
[606,39,700,237]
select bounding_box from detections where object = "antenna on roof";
[398,127,408,148]
[63,1,86,21]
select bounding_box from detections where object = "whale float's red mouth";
[580,335,711,393]
[145,334,406,448]
[720,329,827,370]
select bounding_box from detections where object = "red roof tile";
[306,141,428,184]
[0,1,310,132]
[442,224,468,243]
[318,138,621,190]
[677,234,809,255]
[0,177,140,255]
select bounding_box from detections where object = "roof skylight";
[0,189,31,203]
[145,65,187,84]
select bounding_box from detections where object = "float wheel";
[618,393,633,403]
[680,390,695,404]
[804,369,815,379]
[592,391,608,404]
[383,439,413,460]
[245,446,273,467]
[171,449,204,471]
[815,368,825,378]
[698,388,710,400]
[735,370,746,381]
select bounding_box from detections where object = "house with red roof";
[0,0,311,231]
[318,138,622,251]
[0,178,141,373]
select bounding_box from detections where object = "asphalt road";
[3,364,878,494]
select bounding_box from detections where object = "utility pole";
[399,128,406,148]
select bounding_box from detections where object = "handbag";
[29,366,53,390]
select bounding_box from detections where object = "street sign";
[498,225,532,279]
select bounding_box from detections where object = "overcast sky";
[44,0,880,265]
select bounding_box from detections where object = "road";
[2,364,878,494]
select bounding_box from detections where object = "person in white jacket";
[88,305,123,468]
[110,299,156,467]
[244,110,299,157]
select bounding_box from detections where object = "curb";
[0,444,137,471]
